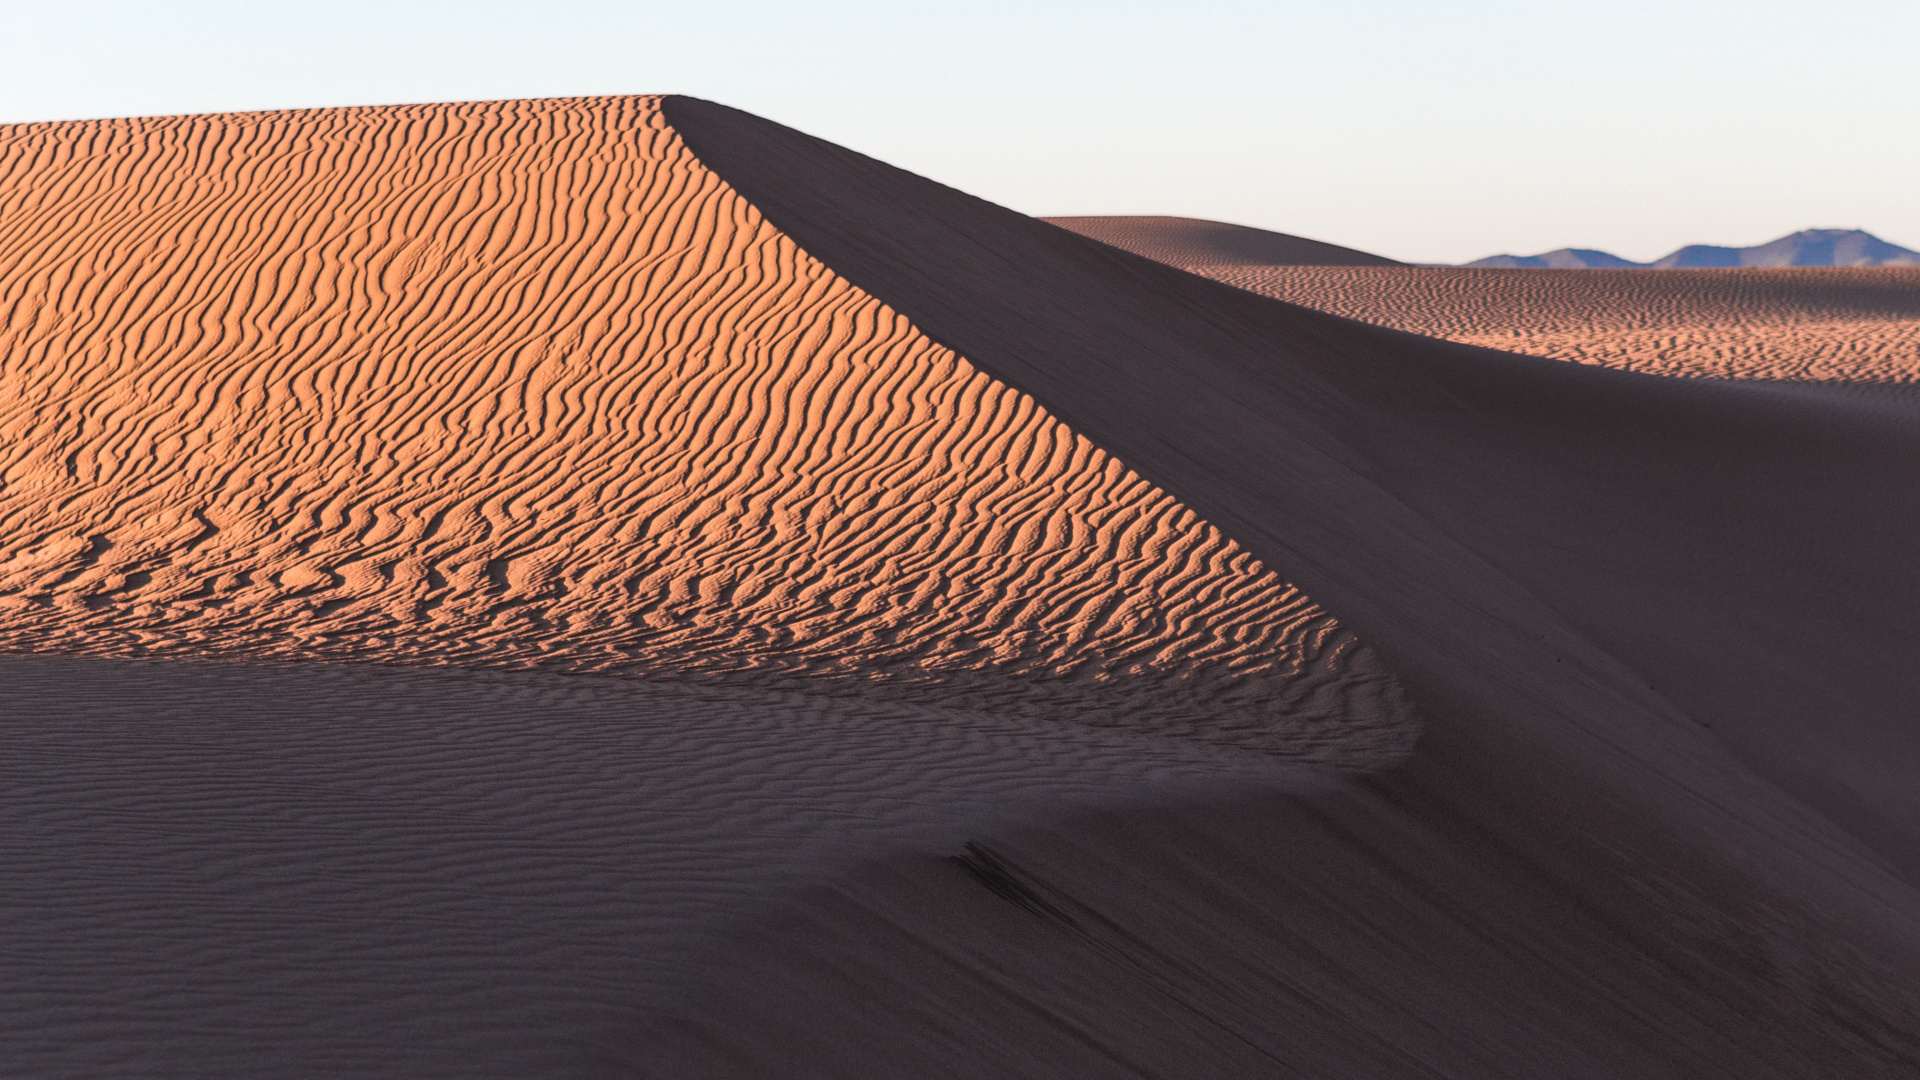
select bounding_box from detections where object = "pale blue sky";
[5,1,1915,264]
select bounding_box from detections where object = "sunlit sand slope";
[1177,264,1920,389]
[0,98,1408,758]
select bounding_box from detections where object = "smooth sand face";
[1175,264,1920,390]
[664,95,1920,1075]
[1045,215,1403,267]
[0,98,1409,760]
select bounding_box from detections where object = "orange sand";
[0,99,1406,758]
[1077,249,1920,391]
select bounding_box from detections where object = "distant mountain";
[1469,248,1646,270]
[1045,216,1403,267]
[1466,229,1920,269]
[1653,229,1920,268]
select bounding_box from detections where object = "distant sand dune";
[1172,264,1920,390]
[1045,214,1402,267]
[0,98,1408,758]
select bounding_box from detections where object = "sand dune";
[1134,261,1920,391]
[663,95,1920,1075]
[4,94,1919,1078]
[2,654,1320,1079]
[1044,214,1401,266]
[0,98,1407,758]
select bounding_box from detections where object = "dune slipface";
[655,96,1920,1076]
[0,97,1409,758]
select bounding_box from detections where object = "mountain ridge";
[1470,228,1920,269]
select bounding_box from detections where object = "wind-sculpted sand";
[1175,263,1920,390]
[0,98,1408,758]
[0,654,1321,1079]
[6,96,1920,1079]
[664,97,1920,1076]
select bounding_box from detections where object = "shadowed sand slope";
[1045,214,1402,266]
[0,97,1409,758]
[662,95,1920,1075]
[0,654,1326,1080]
[1174,264,1920,391]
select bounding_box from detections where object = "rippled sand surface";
[0,98,1408,758]
[1185,263,1920,392]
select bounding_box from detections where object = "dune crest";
[0,97,1410,759]
[1044,215,1402,267]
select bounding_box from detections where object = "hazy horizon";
[5,0,1915,265]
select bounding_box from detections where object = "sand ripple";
[0,98,1411,760]
[1190,264,1920,394]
